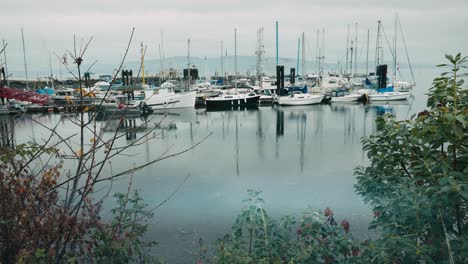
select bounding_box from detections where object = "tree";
[0,29,209,263]
[355,53,468,263]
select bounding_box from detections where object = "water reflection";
[3,103,418,263]
[0,116,15,148]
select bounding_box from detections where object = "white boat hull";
[277,94,324,106]
[331,94,362,103]
[369,92,410,101]
[143,91,196,110]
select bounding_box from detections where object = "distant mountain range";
[6,56,431,80]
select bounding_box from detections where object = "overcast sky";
[1,0,467,76]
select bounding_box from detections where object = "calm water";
[0,67,439,262]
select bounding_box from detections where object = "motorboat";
[139,84,196,110]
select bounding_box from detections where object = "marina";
[0,66,436,262]
[0,0,466,261]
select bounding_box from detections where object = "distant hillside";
[6,56,430,80]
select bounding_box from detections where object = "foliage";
[92,190,158,263]
[355,53,468,263]
[0,143,94,263]
[213,190,365,264]
[0,143,157,263]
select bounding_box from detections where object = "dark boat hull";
[205,95,260,110]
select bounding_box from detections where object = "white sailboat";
[331,92,363,103]
[367,18,413,102]
[276,31,324,106]
[367,90,410,101]
[277,92,323,106]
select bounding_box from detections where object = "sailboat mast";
[301,32,305,77]
[21,27,29,90]
[2,40,9,87]
[255,27,264,86]
[234,28,237,89]
[366,29,370,75]
[316,29,319,75]
[187,38,191,89]
[321,28,325,78]
[225,49,228,81]
[160,30,165,80]
[354,22,358,76]
[345,24,349,76]
[141,42,145,85]
[220,40,224,81]
[49,53,54,89]
[394,14,398,82]
[158,44,163,80]
[350,40,353,76]
[276,21,279,66]
[296,37,300,78]
[375,21,382,68]
[398,14,416,84]
[204,56,208,81]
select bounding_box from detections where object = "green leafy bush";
[355,54,468,263]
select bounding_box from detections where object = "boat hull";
[277,94,324,106]
[369,92,410,101]
[205,95,260,109]
[144,91,196,110]
[331,94,363,103]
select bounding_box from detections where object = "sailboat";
[366,19,412,101]
[390,14,416,92]
[277,31,323,106]
[205,29,260,109]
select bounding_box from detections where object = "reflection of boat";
[205,105,259,112]
[0,115,16,148]
[368,100,411,106]
[0,101,26,115]
[277,92,323,106]
[152,108,197,123]
[99,115,151,132]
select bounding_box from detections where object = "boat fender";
[321,95,332,105]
